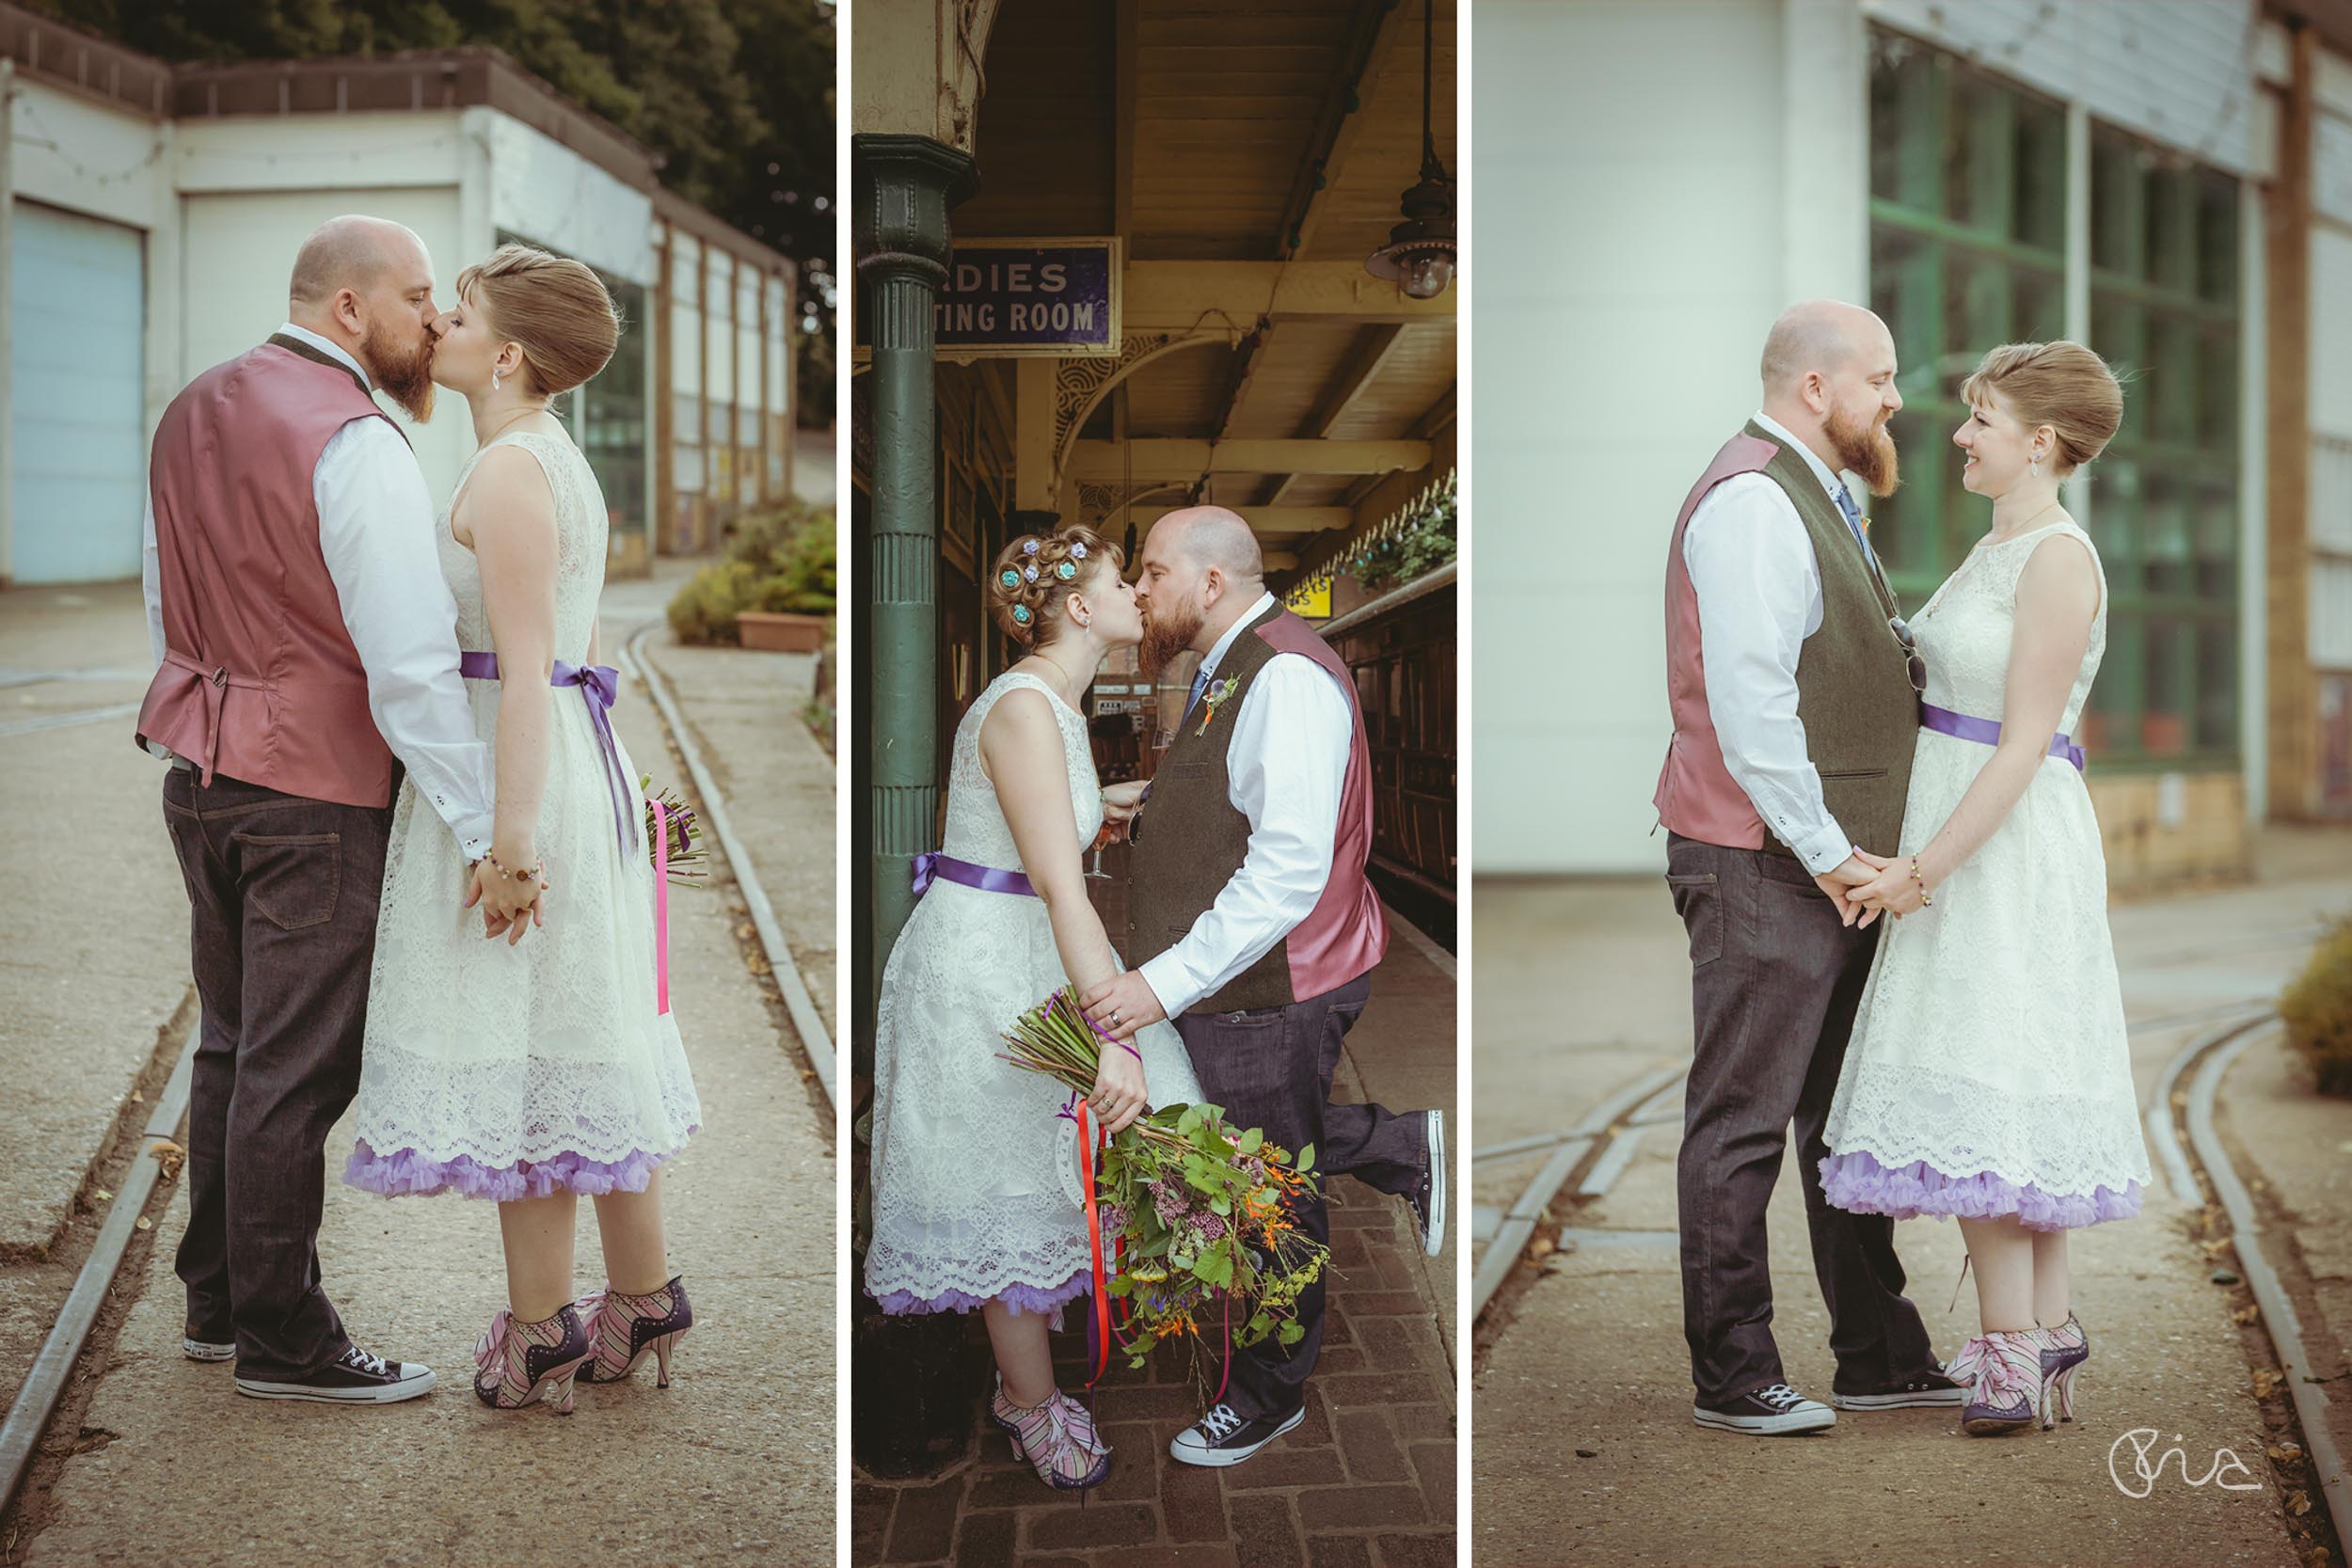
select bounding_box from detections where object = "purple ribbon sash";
[459,651,638,853]
[910,852,1035,898]
[1920,701,2085,771]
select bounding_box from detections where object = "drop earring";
[492,368,502,393]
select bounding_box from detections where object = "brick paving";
[853,1189,1455,1568]
[853,851,1457,1568]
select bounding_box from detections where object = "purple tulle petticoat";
[1820,1148,2142,1232]
[343,1132,696,1201]
[871,1268,1089,1325]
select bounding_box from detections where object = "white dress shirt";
[143,323,496,860]
[1679,410,1865,874]
[1136,591,1355,1018]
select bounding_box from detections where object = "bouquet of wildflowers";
[639,773,709,886]
[999,989,1329,1372]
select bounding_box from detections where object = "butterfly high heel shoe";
[575,1275,693,1387]
[1947,1329,2046,1436]
[472,1302,593,1414]
[990,1376,1111,1490]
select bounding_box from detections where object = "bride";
[1821,340,2151,1436]
[864,524,1203,1491]
[344,245,701,1414]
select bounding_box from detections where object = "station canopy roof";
[955,0,1457,578]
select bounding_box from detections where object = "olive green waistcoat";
[1744,420,1919,860]
[1128,603,1292,1011]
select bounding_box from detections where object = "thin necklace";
[1987,499,2064,546]
[1029,648,1092,706]
[478,403,550,447]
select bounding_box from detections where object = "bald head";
[1760,299,1888,396]
[1150,505,1265,583]
[288,215,429,312]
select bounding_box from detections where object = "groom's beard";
[1827,398,1899,498]
[1139,599,1205,684]
[363,322,437,422]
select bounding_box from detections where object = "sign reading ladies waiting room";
[856,237,1121,358]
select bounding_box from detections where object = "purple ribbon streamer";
[459,651,637,853]
[910,851,1036,898]
[1920,702,2085,771]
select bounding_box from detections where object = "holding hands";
[464,849,548,944]
[1818,847,1935,927]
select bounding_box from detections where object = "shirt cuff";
[1135,954,1192,1022]
[1790,820,1855,877]
[450,811,495,864]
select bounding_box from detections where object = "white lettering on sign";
[948,260,1073,295]
[1006,302,1096,332]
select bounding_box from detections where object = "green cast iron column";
[854,134,977,1001]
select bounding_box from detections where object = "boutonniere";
[1195,676,1238,736]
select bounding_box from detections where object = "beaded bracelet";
[484,849,542,885]
[1909,854,1933,907]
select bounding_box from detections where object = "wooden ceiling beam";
[1126,504,1353,533]
[1277,0,1414,261]
[1071,438,1430,482]
[1123,261,1454,328]
[1259,321,1409,511]
[1114,0,1139,238]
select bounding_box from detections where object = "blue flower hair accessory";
[1023,539,1041,556]
[1056,561,1078,580]
[999,569,1021,589]
[1023,563,1040,583]
[1070,541,1088,560]
[1011,605,1032,626]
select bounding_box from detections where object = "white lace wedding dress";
[1822,519,2150,1228]
[866,671,1203,1320]
[346,430,701,1198]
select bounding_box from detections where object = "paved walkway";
[1470,829,2352,1567]
[3,577,835,1567]
[854,859,1457,1568]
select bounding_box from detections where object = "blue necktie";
[1833,484,1880,573]
[1182,665,1212,724]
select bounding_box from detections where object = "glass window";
[1867,33,2242,769]
[2089,121,2240,767]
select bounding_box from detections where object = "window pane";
[2143,615,2188,757]
[2141,471,2190,598]
[2196,620,2235,752]
[2198,170,2239,304]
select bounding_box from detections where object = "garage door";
[8,201,146,584]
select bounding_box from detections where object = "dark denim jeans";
[1174,971,1423,1421]
[1665,833,1937,1406]
[162,768,392,1381]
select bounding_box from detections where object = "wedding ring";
[1110,1009,1123,1026]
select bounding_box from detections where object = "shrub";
[667,503,836,644]
[2281,919,2352,1097]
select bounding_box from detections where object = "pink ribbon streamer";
[652,800,671,1017]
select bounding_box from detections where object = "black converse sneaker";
[1692,1383,1836,1435]
[234,1343,436,1404]
[1830,1367,1968,1410]
[1407,1110,1446,1256]
[1168,1402,1306,1467]
[182,1330,235,1363]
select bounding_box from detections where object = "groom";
[136,215,538,1404]
[1653,299,1961,1434]
[1083,505,1444,1469]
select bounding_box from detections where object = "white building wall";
[1473,0,2268,874]
[477,107,657,287]
[2312,45,2352,675]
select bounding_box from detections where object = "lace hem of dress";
[342,1132,696,1201]
[868,1268,1089,1323]
[1820,1148,2141,1231]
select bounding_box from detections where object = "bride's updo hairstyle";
[454,243,622,397]
[988,526,1121,649]
[1959,341,2124,477]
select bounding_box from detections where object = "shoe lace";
[1952,1333,2039,1410]
[1756,1384,1808,1412]
[1199,1403,1245,1440]
[342,1345,390,1378]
